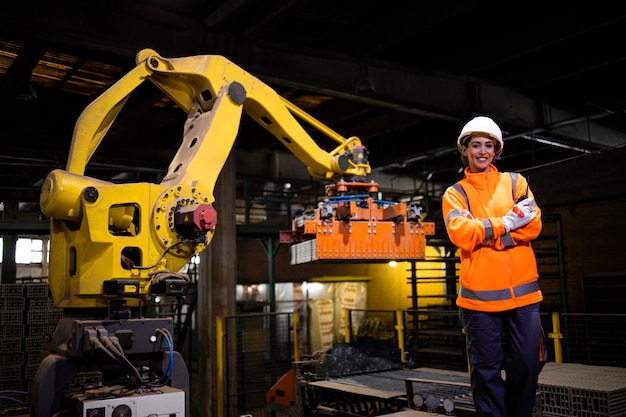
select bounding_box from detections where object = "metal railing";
[344,309,626,372]
[214,309,626,417]
[219,312,298,417]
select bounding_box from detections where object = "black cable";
[92,337,143,387]
[130,239,201,270]
[103,336,144,386]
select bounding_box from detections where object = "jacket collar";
[463,164,500,190]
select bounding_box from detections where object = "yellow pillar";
[216,316,224,417]
[293,311,300,361]
[549,312,563,363]
[395,310,405,361]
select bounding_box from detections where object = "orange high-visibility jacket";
[442,165,543,312]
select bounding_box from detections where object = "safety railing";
[219,311,298,417]
[342,309,626,372]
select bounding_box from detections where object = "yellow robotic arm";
[39,49,372,309]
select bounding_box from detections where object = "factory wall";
[540,196,626,312]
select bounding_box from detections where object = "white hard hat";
[457,116,503,154]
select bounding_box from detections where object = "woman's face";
[462,135,495,173]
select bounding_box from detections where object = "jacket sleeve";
[442,186,492,252]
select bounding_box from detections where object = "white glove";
[502,200,536,233]
[514,198,536,217]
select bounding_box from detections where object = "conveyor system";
[266,340,477,416]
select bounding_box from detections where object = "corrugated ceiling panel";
[30,51,124,96]
[0,40,22,75]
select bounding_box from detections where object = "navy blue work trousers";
[459,303,545,417]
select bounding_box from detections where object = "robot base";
[30,317,190,417]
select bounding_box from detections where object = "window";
[16,238,44,264]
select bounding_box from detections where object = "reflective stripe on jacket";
[442,165,543,312]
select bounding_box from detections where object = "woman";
[441,116,546,417]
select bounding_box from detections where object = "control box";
[78,386,185,417]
